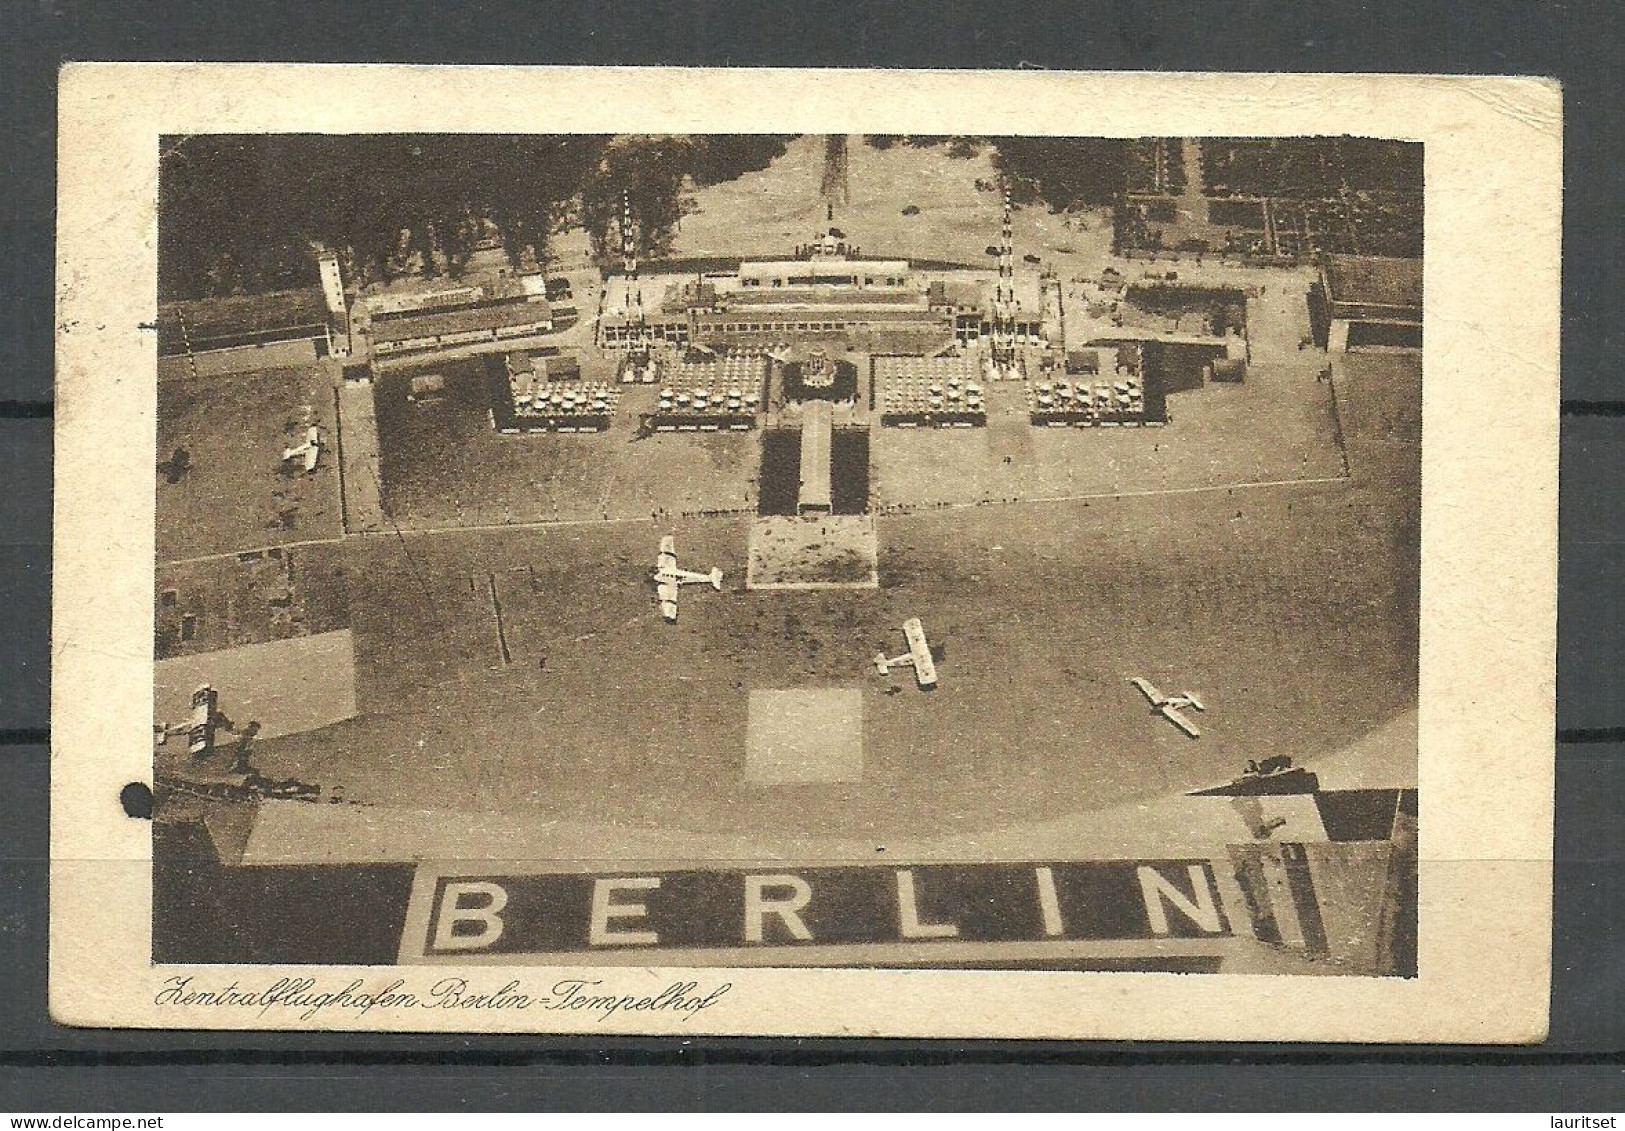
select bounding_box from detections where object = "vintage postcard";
[51,66,1558,1039]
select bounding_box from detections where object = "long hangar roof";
[1324,255,1423,321]
[741,259,911,275]
[156,287,330,353]
[369,299,553,344]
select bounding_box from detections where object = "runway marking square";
[745,516,880,590]
[154,628,358,742]
[746,688,864,784]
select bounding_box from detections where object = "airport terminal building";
[601,249,1049,357]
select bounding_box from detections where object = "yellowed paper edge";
[50,65,1558,1040]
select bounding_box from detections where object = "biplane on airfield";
[1130,676,1205,738]
[154,683,226,758]
[874,617,939,689]
[651,535,723,623]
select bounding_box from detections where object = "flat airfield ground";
[1337,350,1423,446]
[241,347,1418,847]
[373,357,760,528]
[155,547,348,659]
[156,365,343,560]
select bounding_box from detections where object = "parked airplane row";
[152,540,1207,778]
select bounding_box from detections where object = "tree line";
[863,135,1132,211]
[159,134,797,301]
[160,133,1147,302]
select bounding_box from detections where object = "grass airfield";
[156,364,343,561]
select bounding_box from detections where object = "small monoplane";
[282,425,321,473]
[652,535,723,622]
[1130,677,1205,738]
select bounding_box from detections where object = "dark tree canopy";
[578,136,694,265]
[687,135,796,187]
[159,133,802,300]
[153,133,1184,301]
[988,137,1132,210]
[159,134,614,299]
[864,134,960,151]
[858,135,1130,209]
[577,135,797,264]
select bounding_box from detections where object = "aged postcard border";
[51,66,1558,1040]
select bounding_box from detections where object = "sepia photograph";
[50,66,1558,1039]
[148,130,1421,975]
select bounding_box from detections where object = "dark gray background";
[1,0,1619,1111]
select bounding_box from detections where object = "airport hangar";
[1321,254,1423,352]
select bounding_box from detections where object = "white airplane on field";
[154,683,224,757]
[282,425,321,473]
[1130,677,1205,738]
[653,535,723,622]
[874,617,938,689]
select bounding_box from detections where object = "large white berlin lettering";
[1034,866,1065,936]
[896,869,960,939]
[589,877,661,946]
[743,874,814,943]
[1136,865,1223,935]
[432,881,509,951]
